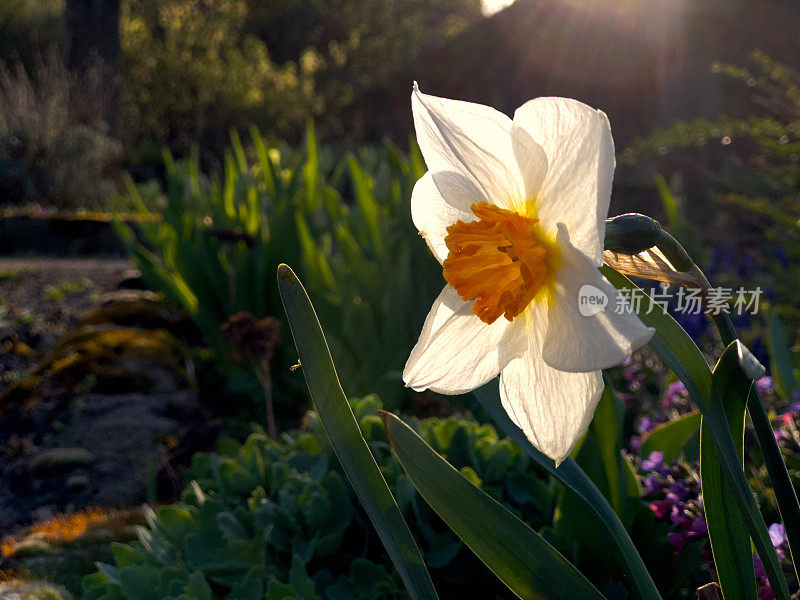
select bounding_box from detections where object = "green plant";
[82,395,562,599]
[117,125,440,409]
[120,0,321,153]
[43,280,85,303]
[276,216,800,599]
[621,50,800,320]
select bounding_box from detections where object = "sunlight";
[482,0,516,16]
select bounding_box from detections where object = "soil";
[0,257,217,535]
[0,257,134,391]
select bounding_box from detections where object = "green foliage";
[117,126,440,408]
[277,264,438,600]
[382,410,606,600]
[622,51,800,183]
[120,0,321,153]
[622,50,800,313]
[0,0,63,71]
[83,396,561,599]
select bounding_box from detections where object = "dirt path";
[0,257,135,384]
[0,257,133,311]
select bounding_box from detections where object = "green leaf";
[640,411,701,465]
[591,385,625,514]
[602,267,790,600]
[701,343,757,600]
[277,264,438,600]
[713,311,800,583]
[766,307,799,399]
[474,384,662,600]
[119,566,160,600]
[303,119,320,212]
[380,410,606,600]
[347,154,382,254]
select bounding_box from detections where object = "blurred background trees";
[2,0,800,212]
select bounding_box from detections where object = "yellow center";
[443,201,558,324]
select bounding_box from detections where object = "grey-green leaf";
[602,266,790,600]
[277,264,438,600]
[701,343,757,600]
[381,410,606,600]
[474,383,662,600]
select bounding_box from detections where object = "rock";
[0,325,188,407]
[65,475,88,492]
[29,449,94,478]
[0,580,71,600]
[116,269,147,290]
[0,390,210,529]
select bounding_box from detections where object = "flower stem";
[255,362,277,439]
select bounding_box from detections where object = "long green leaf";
[641,411,700,465]
[714,311,800,582]
[766,308,799,399]
[592,385,625,514]
[473,384,662,600]
[277,264,438,600]
[701,343,757,600]
[602,266,790,600]
[380,410,606,600]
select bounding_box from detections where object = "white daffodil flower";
[403,84,655,464]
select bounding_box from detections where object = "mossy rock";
[80,291,192,337]
[29,448,94,478]
[0,325,188,408]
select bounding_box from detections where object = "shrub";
[82,396,559,599]
[120,0,321,153]
[621,51,800,320]
[117,127,442,409]
[0,53,122,209]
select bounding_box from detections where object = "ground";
[0,256,214,537]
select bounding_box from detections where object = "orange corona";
[443,201,554,324]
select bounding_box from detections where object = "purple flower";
[753,553,766,579]
[756,376,773,394]
[757,585,774,600]
[637,416,656,434]
[663,381,687,407]
[644,475,663,494]
[650,500,672,519]
[669,505,692,528]
[791,390,800,412]
[623,367,645,386]
[667,531,689,553]
[666,481,692,503]
[775,246,789,269]
[768,523,786,548]
[642,451,669,476]
[687,516,707,538]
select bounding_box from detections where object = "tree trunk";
[63,0,121,134]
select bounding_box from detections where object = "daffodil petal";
[511,124,549,205]
[403,285,524,394]
[412,83,525,207]
[542,224,654,373]
[499,303,603,465]
[411,171,484,263]
[513,97,614,265]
